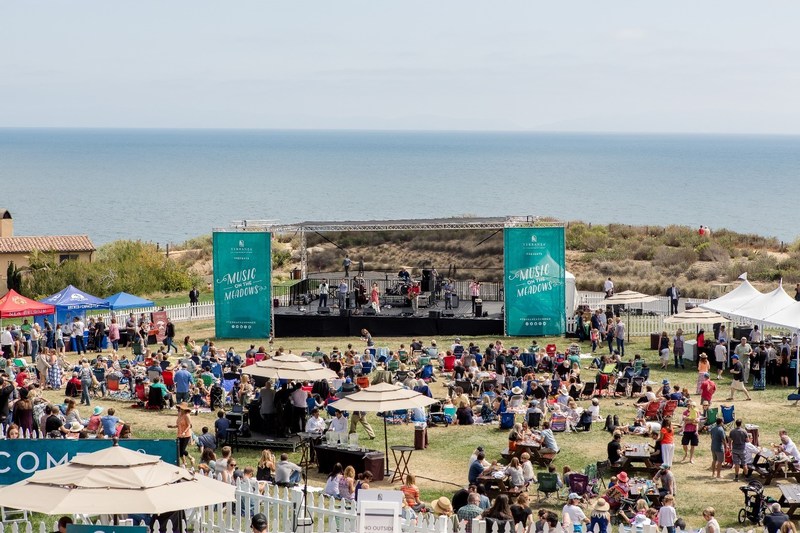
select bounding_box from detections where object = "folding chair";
[643,400,661,421]
[527,411,542,430]
[579,382,596,400]
[721,404,736,428]
[630,377,644,396]
[550,414,567,432]
[613,378,629,398]
[568,473,590,500]
[660,400,678,421]
[704,407,719,427]
[536,472,559,501]
[499,412,515,430]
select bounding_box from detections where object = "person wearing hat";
[250,512,267,532]
[696,350,711,393]
[660,379,671,398]
[652,463,676,496]
[562,492,589,532]
[66,421,84,439]
[589,498,611,533]
[602,471,629,510]
[168,402,195,469]
[432,496,458,531]
[726,354,752,401]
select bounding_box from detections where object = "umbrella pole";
[384,416,390,477]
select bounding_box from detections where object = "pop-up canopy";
[40,285,110,311]
[105,292,154,310]
[0,290,55,318]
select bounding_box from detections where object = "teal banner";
[68,526,147,533]
[0,439,177,485]
[504,227,566,336]
[213,231,271,338]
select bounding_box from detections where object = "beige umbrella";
[243,353,337,381]
[603,290,659,341]
[331,382,438,475]
[664,307,730,325]
[0,445,234,515]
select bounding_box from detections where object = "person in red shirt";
[408,282,421,314]
[699,373,717,404]
[15,370,30,388]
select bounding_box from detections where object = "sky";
[3,1,800,133]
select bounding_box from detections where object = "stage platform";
[234,432,301,452]
[274,298,504,337]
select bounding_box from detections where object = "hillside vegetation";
[168,222,799,299]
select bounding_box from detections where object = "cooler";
[684,340,698,362]
[650,333,660,350]
[414,425,428,450]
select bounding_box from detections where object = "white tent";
[762,301,800,330]
[565,271,578,317]
[700,278,763,315]
[727,284,796,322]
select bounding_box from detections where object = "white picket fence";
[92,301,215,325]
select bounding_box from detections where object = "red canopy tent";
[0,290,56,318]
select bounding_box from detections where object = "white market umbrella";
[243,353,337,381]
[604,290,659,341]
[664,307,731,325]
[332,382,438,476]
[0,445,234,515]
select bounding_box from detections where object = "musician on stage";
[408,281,421,314]
[399,267,411,284]
[443,279,454,310]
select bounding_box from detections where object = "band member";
[408,282,421,314]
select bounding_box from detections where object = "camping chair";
[509,394,524,409]
[545,344,557,358]
[455,379,474,398]
[418,364,434,381]
[643,401,662,421]
[638,366,651,381]
[387,359,400,372]
[613,378,629,398]
[721,404,736,428]
[519,352,536,368]
[660,400,678,421]
[632,359,644,375]
[527,411,542,430]
[568,386,581,401]
[550,414,567,432]
[146,386,165,410]
[147,369,161,383]
[579,382,596,400]
[221,379,237,404]
[162,370,175,390]
[536,472,559,501]
[442,355,456,373]
[480,379,498,396]
[568,473,591,500]
[499,412,515,430]
[630,377,644,396]
[703,407,719,429]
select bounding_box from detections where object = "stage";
[273,297,504,338]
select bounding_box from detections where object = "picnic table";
[612,443,660,476]
[751,450,800,485]
[501,440,555,467]
[628,480,662,508]
[477,468,514,500]
[779,484,800,518]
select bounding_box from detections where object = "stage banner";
[212,231,271,338]
[504,227,566,336]
[0,439,177,485]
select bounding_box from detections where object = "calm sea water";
[1,129,799,245]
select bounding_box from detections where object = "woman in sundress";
[48,350,63,390]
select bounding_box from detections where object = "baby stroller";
[738,480,767,525]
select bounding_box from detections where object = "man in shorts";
[729,419,749,481]
[727,354,752,401]
[680,402,700,463]
[709,418,726,479]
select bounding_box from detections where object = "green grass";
[36,325,800,530]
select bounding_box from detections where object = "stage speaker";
[364,307,376,316]
[429,310,441,318]
[421,269,435,292]
[474,298,483,317]
[318,307,330,315]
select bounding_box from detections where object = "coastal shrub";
[633,244,656,261]
[566,223,609,252]
[695,242,730,262]
[652,246,697,271]
[273,248,292,269]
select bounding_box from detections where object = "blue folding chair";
[721,404,736,428]
[499,412,515,429]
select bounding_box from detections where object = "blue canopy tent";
[106,292,154,310]
[38,286,110,351]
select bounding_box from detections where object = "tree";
[6,261,22,292]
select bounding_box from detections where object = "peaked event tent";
[106,291,154,310]
[0,290,55,318]
[41,284,110,311]
[0,445,233,515]
[699,279,763,316]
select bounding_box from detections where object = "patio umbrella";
[242,353,337,381]
[0,445,234,515]
[664,307,730,325]
[603,290,659,341]
[331,382,438,476]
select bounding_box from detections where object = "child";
[657,494,677,533]
[520,452,536,485]
[590,328,600,354]
[549,464,564,489]
[190,384,204,413]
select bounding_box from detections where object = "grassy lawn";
[38,323,800,530]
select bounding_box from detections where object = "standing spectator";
[189,286,200,316]
[727,355,752,401]
[173,363,193,404]
[673,329,685,369]
[78,360,93,406]
[615,317,626,357]
[734,337,754,384]
[168,403,195,469]
[729,419,749,481]
[260,379,276,435]
[714,339,727,380]
[349,411,376,439]
[680,401,700,463]
[657,495,678,533]
[660,418,675,466]
[666,284,680,315]
[164,318,178,354]
[318,279,329,308]
[93,316,106,353]
[72,317,86,355]
[562,493,589,532]
[125,313,137,346]
[290,383,308,434]
[107,318,120,352]
[702,508,720,533]
[709,418,726,479]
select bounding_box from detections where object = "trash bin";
[650,333,660,350]
[292,268,302,280]
[414,425,428,450]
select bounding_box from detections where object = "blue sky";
[3,1,800,133]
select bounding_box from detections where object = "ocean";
[1,128,799,245]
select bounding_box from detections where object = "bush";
[652,246,697,271]
[695,242,730,262]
